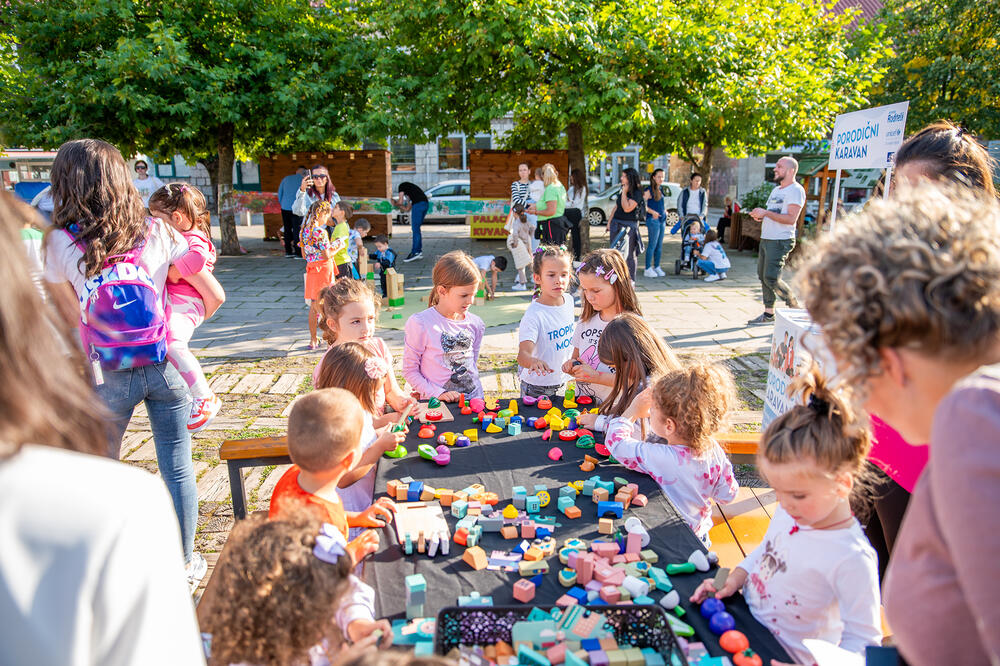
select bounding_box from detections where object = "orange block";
[395,485,409,501]
[501,525,519,539]
[564,505,582,519]
[580,461,596,472]
[523,546,543,561]
[439,490,454,507]
[463,546,488,570]
[496,641,514,658]
[387,480,402,496]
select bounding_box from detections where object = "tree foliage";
[2,0,368,254]
[874,0,1000,138]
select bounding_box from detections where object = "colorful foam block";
[462,546,488,570]
[513,578,536,603]
[508,423,522,436]
[548,447,564,461]
[525,496,540,513]
[485,422,503,434]
[598,518,615,534]
[451,500,468,518]
[597,501,624,518]
[558,569,578,587]
[501,525,519,539]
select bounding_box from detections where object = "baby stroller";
[674,215,705,278]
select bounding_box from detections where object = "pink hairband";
[365,357,389,380]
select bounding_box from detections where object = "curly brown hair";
[202,502,353,666]
[798,184,1000,392]
[760,364,871,481]
[48,139,149,278]
[597,313,681,418]
[318,279,381,346]
[651,361,736,454]
[577,249,641,321]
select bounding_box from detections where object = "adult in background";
[716,196,735,243]
[565,168,588,262]
[44,139,225,588]
[799,185,1000,666]
[746,156,803,326]
[609,167,645,283]
[855,121,997,580]
[292,164,340,231]
[527,163,568,245]
[529,167,545,251]
[0,192,205,665]
[278,165,308,257]
[509,162,537,257]
[132,158,164,208]
[676,172,707,230]
[643,168,667,277]
[393,181,429,262]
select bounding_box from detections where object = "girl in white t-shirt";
[561,249,641,402]
[516,245,575,400]
[314,279,414,427]
[694,229,731,282]
[690,368,882,664]
[605,360,738,542]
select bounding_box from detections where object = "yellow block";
[547,407,563,419]
[463,429,479,442]
[563,399,578,409]
[548,416,565,431]
[508,399,519,416]
[486,422,503,433]
[444,432,456,446]
[502,504,519,519]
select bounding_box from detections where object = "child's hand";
[439,391,461,402]
[570,363,599,383]
[347,530,380,563]
[576,412,598,428]
[355,501,394,528]
[561,359,577,374]
[689,570,743,603]
[527,357,553,375]
[345,618,393,647]
[387,394,417,416]
[373,496,396,513]
[627,387,653,420]
[375,426,406,452]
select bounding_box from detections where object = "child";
[315,279,413,424]
[403,250,485,401]
[516,245,575,399]
[682,219,705,265]
[348,218,371,276]
[201,502,391,666]
[577,312,681,434]
[148,184,224,431]
[301,200,337,349]
[561,249,641,401]
[605,362,738,543]
[474,254,508,299]
[314,343,410,532]
[506,204,534,291]
[690,368,882,663]
[329,202,356,278]
[269,388,395,562]
[369,234,397,298]
[694,229,730,282]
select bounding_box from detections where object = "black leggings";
[852,462,911,581]
[281,209,303,256]
[539,216,569,245]
[565,208,583,260]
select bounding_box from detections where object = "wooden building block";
[463,546,488,570]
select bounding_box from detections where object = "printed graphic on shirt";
[441,330,477,394]
[746,539,788,605]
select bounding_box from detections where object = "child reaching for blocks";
[474,254,508,300]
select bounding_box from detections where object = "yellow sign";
[470,214,508,239]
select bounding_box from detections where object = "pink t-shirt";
[868,415,929,493]
[313,337,394,415]
[167,230,216,302]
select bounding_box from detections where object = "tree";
[636,0,891,187]
[2,0,368,255]
[874,0,1000,138]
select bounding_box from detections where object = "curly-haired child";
[605,361,738,543]
[690,368,881,664]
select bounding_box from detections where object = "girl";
[694,229,730,282]
[505,205,534,291]
[315,279,414,427]
[403,250,485,401]
[201,503,388,666]
[690,369,881,664]
[609,167,645,282]
[301,200,340,349]
[577,312,681,434]
[565,168,588,262]
[329,201,356,278]
[292,163,340,219]
[605,361,737,543]
[148,183,224,431]
[315,343,408,526]
[643,168,666,277]
[561,249,641,401]
[517,245,575,399]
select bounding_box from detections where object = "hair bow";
[365,357,389,380]
[313,523,348,564]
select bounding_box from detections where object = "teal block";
[508,422,522,436]
[558,496,576,512]
[517,645,551,666]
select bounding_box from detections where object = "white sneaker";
[186,552,208,593]
[643,267,657,278]
[512,282,527,291]
[704,274,721,282]
[719,272,727,280]
[654,266,666,277]
[188,394,222,432]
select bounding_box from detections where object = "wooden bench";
[219,435,290,519]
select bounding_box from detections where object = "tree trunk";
[696,142,714,192]
[566,121,590,254]
[216,122,241,256]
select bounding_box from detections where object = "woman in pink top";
[799,184,1000,666]
[149,184,224,432]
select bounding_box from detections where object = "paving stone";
[208,374,241,393]
[197,464,231,502]
[269,373,306,394]
[199,416,247,432]
[249,417,286,429]
[125,433,157,461]
[231,373,276,394]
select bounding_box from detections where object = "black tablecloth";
[368,403,790,662]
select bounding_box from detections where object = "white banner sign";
[762,309,836,429]
[828,101,909,170]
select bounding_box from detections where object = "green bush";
[739,182,773,211]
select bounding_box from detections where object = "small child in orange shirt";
[269,387,396,566]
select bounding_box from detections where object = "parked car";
[586,181,682,226]
[424,179,471,221]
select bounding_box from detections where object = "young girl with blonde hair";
[690,368,881,663]
[562,249,641,401]
[314,279,414,426]
[403,250,485,401]
[148,183,224,431]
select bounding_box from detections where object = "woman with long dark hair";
[292,164,340,235]
[565,168,588,261]
[643,168,667,277]
[609,167,644,282]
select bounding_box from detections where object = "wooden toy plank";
[414,401,456,424]
[393,501,451,543]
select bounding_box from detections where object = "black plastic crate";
[434,604,688,665]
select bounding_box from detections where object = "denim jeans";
[697,259,724,275]
[645,220,665,269]
[409,200,428,254]
[94,362,197,563]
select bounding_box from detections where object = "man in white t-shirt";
[746,156,805,325]
[132,159,165,207]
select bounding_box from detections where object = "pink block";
[623,553,640,563]
[513,579,536,603]
[600,585,621,603]
[625,483,639,498]
[591,542,620,559]
[547,644,567,665]
[602,568,626,586]
[555,594,579,608]
[631,494,648,507]
[612,555,627,564]
[594,565,616,582]
[566,551,580,569]
[577,554,595,585]
[626,531,642,555]
[521,521,536,539]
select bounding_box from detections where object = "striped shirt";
[511,180,531,205]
